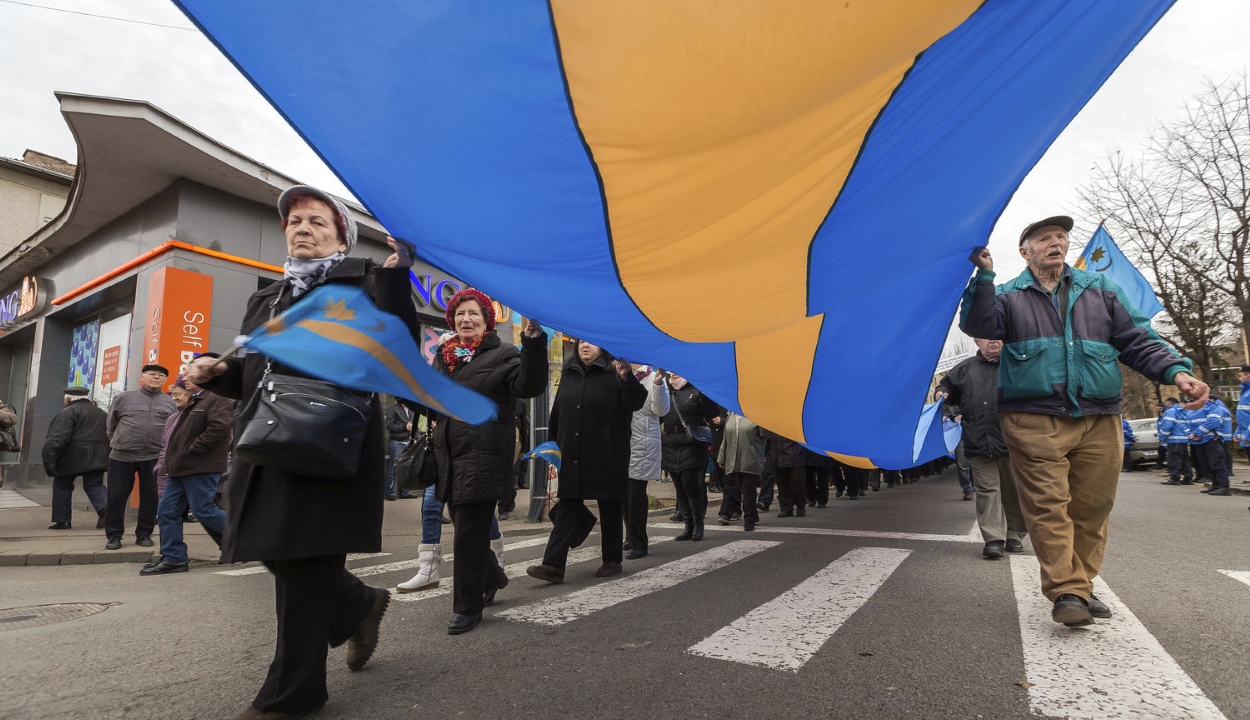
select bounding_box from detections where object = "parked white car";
[1127,417,1160,467]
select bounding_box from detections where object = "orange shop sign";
[100,346,122,385]
[140,267,213,389]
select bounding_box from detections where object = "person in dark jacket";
[962,215,1206,627]
[804,448,834,506]
[42,386,109,530]
[766,432,809,517]
[430,287,548,635]
[660,374,721,541]
[936,338,1027,560]
[384,401,417,500]
[142,370,233,576]
[187,186,416,719]
[103,364,176,550]
[527,340,647,583]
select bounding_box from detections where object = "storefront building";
[0,93,494,488]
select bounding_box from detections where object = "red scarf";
[441,337,483,375]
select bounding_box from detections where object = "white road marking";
[1010,556,1226,719]
[660,523,979,544]
[497,540,779,625]
[215,552,394,576]
[392,535,675,603]
[687,546,911,672]
[0,489,39,509]
[1217,570,1250,589]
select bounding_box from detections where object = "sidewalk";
[0,479,684,567]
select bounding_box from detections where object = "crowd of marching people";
[34,192,1250,720]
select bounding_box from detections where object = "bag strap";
[669,382,691,430]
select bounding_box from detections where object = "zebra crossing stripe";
[1217,570,1250,589]
[215,552,392,576]
[1010,556,1226,719]
[497,539,779,625]
[687,546,911,671]
[662,523,978,544]
[392,535,676,603]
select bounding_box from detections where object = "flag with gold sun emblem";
[241,285,498,424]
[1074,226,1165,318]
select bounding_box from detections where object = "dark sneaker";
[104,538,121,551]
[135,536,154,548]
[962,492,974,501]
[1052,594,1094,627]
[1004,539,1025,553]
[982,540,1005,559]
[1087,593,1112,619]
[1208,488,1232,496]
[48,522,72,530]
[96,510,106,529]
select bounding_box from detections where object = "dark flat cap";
[1019,215,1074,245]
[141,364,170,376]
[64,386,90,397]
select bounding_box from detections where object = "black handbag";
[235,371,373,480]
[672,387,714,445]
[395,424,438,492]
[234,284,373,480]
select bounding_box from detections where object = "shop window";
[68,303,133,413]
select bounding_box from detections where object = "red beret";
[445,288,496,332]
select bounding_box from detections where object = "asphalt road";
[2,467,1247,720]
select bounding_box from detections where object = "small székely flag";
[1073,226,1165,318]
[522,441,562,471]
[241,285,497,425]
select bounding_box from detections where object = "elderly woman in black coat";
[431,287,548,635]
[660,374,722,541]
[526,340,647,583]
[187,186,419,720]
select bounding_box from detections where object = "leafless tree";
[1081,74,1249,383]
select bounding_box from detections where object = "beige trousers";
[967,455,1027,544]
[999,412,1121,602]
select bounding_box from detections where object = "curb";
[0,547,157,567]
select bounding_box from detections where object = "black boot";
[692,517,704,541]
[675,517,694,541]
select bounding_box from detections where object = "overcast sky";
[2,0,1247,284]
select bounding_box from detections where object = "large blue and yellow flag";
[242,285,497,424]
[1074,226,1166,318]
[175,0,1176,466]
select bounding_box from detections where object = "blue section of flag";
[240,285,498,425]
[1075,226,1165,318]
[522,440,562,471]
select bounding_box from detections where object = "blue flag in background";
[241,285,497,425]
[522,441,562,471]
[1074,226,1165,318]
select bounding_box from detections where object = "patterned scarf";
[283,252,345,298]
[441,336,483,375]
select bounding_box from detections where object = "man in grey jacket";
[103,364,177,550]
[623,365,670,560]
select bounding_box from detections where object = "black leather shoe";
[440,515,452,524]
[1087,593,1112,619]
[139,561,188,576]
[96,510,106,529]
[1208,487,1232,496]
[983,540,1005,559]
[135,536,154,547]
[447,613,481,635]
[1052,594,1093,627]
[1161,480,1182,485]
[1004,539,1025,553]
[675,518,694,541]
[625,549,647,560]
[525,564,565,583]
[48,522,71,530]
[104,538,121,550]
[142,556,164,570]
[595,562,622,577]
[743,520,755,532]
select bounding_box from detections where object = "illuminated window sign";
[0,277,48,328]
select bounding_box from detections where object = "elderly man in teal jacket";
[961,215,1208,628]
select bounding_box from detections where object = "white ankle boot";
[491,538,505,568]
[397,543,440,593]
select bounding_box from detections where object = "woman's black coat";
[432,330,548,506]
[660,383,721,473]
[548,354,647,501]
[204,259,420,563]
